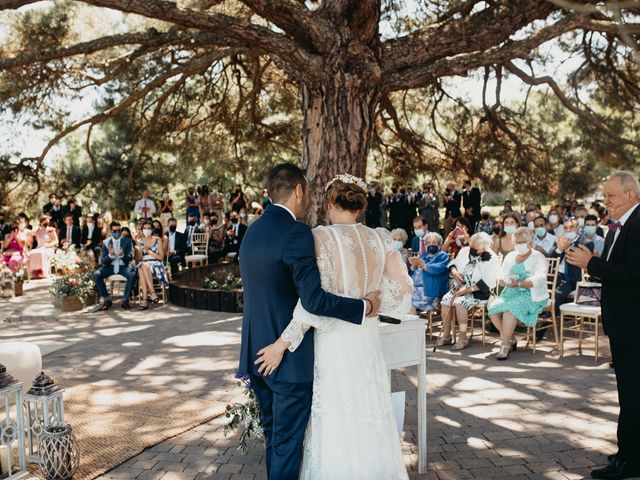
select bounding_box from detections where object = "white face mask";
[163,193,169,198]
[504,225,517,235]
[414,228,425,238]
[143,229,152,237]
[549,214,559,224]
[515,243,529,255]
[392,240,403,250]
[577,218,585,227]
[563,231,577,241]
[527,221,534,230]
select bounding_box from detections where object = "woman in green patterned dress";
[489,227,549,360]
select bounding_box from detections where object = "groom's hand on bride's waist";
[365,291,380,317]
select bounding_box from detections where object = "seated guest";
[524,210,537,230]
[185,212,204,250]
[93,222,136,310]
[2,223,27,271]
[411,217,429,253]
[166,218,187,276]
[532,215,557,257]
[408,232,449,313]
[575,205,589,229]
[548,208,564,237]
[492,212,518,256]
[27,216,58,278]
[81,214,103,262]
[135,220,169,310]
[583,214,605,257]
[239,207,250,226]
[390,228,410,266]
[442,217,471,258]
[474,209,493,235]
[438,232,501,350]
[551,218,593,313]
[59,213,81,249]
[489,227,549,360]
[222,210,248,260]
[152,219,168,254]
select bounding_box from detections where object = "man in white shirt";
[134,191,157,220]
[532,215,557,257]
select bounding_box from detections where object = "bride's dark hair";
[326,180,367,213]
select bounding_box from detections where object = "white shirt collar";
[617,203,639,226]
[273,204,297,221]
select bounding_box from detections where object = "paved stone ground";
[1,280,633,480]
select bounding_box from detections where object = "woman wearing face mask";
[157,188,174,229]
[408,232,450,313]
[239,207,249,226]
[27,216,58,278]
[136,220,169,309]
[488,228,549,360]
[474,209,494,235]
[2,223,27,272]
[390,228,409,266]
[442,217,471,258]
[492,212,519,256]
[438,232,501,350]
[548,208,564,237]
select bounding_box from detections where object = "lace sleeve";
[281,300,334,352]
[376,229,414,316]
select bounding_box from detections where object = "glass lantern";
[25,372,65,464]
[0,364,27,480]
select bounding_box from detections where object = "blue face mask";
[584,226,597,236]
[563,231,577,241]
[535,227,546,238]
[392,240,403,250]
[112,231,121,240]
[427,245,439,255]
[414,228,425,238]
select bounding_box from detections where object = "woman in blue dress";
[408,232,450,312]
[488,227,549,360]
[137,220,169,309]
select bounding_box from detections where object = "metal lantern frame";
[0,364,27,480]
[25,372,65,464]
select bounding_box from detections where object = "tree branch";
[505,60,640,149]
[76,0,322,83]
[26,48,242,167]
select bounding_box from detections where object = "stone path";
[1,281,631,479]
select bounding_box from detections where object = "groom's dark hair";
[267,163,307,204]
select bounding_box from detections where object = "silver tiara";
[325,173,368,192]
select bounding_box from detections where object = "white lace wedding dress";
[281,223,413,480]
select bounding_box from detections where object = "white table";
[380,316,427,474]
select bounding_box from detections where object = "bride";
[258,174,414,479]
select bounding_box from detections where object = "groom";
[238,163,380,480]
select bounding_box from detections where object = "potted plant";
[50,272,96,312]
[50,247,82,276]
[13,268,26,296]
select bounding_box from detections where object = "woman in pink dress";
[2,223,27,272]
[28,216,58,278]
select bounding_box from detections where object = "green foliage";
[224,378,264,454]
[203,272,242,291]
[49,271,96,307]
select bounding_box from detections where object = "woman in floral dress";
[489,227,549,360]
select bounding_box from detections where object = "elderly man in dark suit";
[568,171,640,480]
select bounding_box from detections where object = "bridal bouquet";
[224,374,263,453]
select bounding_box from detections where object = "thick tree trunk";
[301,81,381,226]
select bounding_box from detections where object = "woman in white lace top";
[259,178,414,479]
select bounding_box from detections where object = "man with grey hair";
[567,171,640,480]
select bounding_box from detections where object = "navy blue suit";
[238,205,364,480]
[93,236,137,302]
